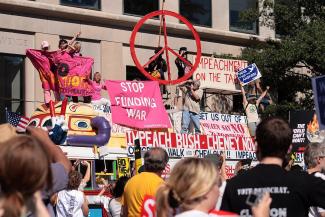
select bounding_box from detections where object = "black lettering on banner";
[211,113,219,121]
[118,158,128,175]
[57,63,69,77]
[128,146,134,155]
[199,113,208,120]
[167,148,184,157]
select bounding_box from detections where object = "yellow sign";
[117,157,131,178]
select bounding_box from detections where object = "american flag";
[6,111,30,132]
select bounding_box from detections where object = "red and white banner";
[126,131,256,160]
[199,112,247,124]
[201,120,251,137]
[106,81,171,129]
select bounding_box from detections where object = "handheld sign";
[311,75,325,130]
[117,157,131,178]
[237,63,261,85]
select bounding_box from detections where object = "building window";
[230,0,258,34]
[180,0,212,27]
[60,0,100,10]
[124,0,159,16]
[0,54,25,123]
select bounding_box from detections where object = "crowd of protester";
[2,35,325,216]
[1,116,325,217]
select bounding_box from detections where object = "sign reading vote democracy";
[106,80,171,129]
[237,63,262,85]
[312,75,325,130]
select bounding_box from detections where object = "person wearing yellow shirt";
[121,148,169,217]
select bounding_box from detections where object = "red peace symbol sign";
[130,10,202,85]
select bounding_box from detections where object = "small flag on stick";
[6,111,30,132]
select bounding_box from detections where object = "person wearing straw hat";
[241,84,269,138]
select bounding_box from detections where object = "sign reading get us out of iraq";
[192,56,248,93]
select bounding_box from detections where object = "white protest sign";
[192,56,248,93]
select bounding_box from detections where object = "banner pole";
[113,160,117,180]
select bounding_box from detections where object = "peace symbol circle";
[130,10,202,85]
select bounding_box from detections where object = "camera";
[246,192,264,206]
[185,81,193,89]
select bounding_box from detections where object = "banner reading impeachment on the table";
[126,130,256,160]
[192,56,248,92]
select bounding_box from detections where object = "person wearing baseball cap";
[41,41,50,51]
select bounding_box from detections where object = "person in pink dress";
[89,72,110,107]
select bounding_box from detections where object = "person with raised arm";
[241,84,269,138]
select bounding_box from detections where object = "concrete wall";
[0,0,276,117]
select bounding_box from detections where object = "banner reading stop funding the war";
[192,56,248,93]
[126,130,256,160]
[106,80,171,129]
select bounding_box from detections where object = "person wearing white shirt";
[56,171,89,217]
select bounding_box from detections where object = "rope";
[103,156,107,173]
[158,0,166,47]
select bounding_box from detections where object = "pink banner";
[26,49,94,96]
[26,49,57,91]
[106,80,171,129]
[53,52,94,96]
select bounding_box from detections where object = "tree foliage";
[240,0,325,117]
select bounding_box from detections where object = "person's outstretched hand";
[81,161,90,166]
[252,192,272,217]
[27,126,50,143]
